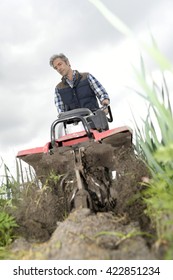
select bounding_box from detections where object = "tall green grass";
[0,158,38,250]
[134,61,173,258]
[0,157,39,200]
[88,0,173,259]
[134,57,173,258]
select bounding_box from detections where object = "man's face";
[53,58,70,76]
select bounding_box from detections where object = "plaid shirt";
[54,70,109,113]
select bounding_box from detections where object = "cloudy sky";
[0,0,173,174]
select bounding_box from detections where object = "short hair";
[49,53,69,67]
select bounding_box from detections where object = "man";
[49,53,110,114]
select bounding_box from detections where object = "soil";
[8,143,162,260]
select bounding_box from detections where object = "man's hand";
[101,99,110,114]
[101,99,110,106]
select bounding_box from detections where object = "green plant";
[133,55,173,257]
[0,157,40,202]
[0,212,18,247]
[88,0,173,259]
[95,230,152,248]
[46,171,62,185]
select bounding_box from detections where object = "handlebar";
[50,105,113,147]
[100,105,113,123]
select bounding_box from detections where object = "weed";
[0,212,18,247]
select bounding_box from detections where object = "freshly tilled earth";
[9,144,160,260]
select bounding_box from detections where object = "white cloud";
[0,0,173,176]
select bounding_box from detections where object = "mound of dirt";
[11,209,155,260]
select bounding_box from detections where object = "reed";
[134,56,173,259]
[88,0,173,259]
[0,158,38,250]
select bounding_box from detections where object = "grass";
[0,211,18,247]
[89,0,173,259]
[133,53,173,259]
[0,157,40,253]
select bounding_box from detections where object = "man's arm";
[54,87,65,113]
[87,73,110,105]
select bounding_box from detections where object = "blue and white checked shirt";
[54,70,109,113]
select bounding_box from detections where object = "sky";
[0,0,173,175]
